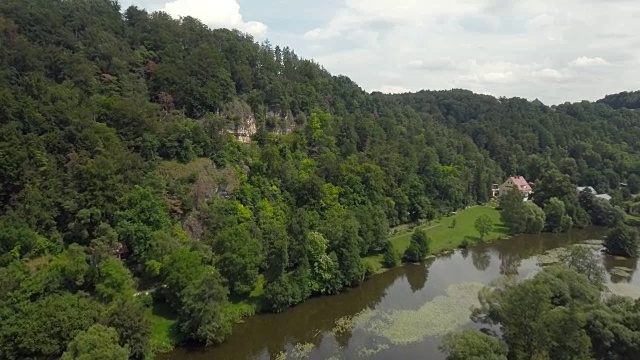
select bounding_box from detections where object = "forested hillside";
[2,1,640,359]
[597,90,640,110]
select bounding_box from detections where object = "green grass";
[364,205,507,269]
[424,205,507,253]
[147,277,266,355]
[148,301,180,354]
[225,276,265,322]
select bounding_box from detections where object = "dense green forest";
[2,0,640,359]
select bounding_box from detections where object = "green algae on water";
[352,282,485,345]
[357,343,390,357]
[535,247,569,266]
[331,313,357,335]
[274,342,316,360]
[291,343,315,359]
[610,266,634,278]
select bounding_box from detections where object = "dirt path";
[134,285,166,297]
[390,223,442,240]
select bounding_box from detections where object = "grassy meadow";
[364,204,507,272]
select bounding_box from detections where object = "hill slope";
[1,1,640,359]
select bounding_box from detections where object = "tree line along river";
[160,227,638,360]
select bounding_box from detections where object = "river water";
[162,228,639,360]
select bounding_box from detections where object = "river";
[161,228,639,360]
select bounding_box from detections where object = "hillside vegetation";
[2,1,640,359]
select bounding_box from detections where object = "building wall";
[498,178,514,197]
[498,178,531,199]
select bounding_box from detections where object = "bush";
[605,224,639,258]
[138,293,154,309]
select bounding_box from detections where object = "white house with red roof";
[498,176,533,200]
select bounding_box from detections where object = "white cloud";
[374,85,411,94]
[293,0,640,104]
[532,68,563,80]
[160,0,267,37]
[569,56,610,67]
[145,0,640,104]
[304,0,486,40]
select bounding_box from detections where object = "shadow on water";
[161,227,614,360]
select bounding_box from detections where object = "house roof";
[595,194,612,201]
[510,176,531,190]
[577,186,598,195]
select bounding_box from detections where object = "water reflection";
[470,247,491,271]
[460,247,469,260]
[499,252,521,275]
[405,263,429,292]
[162,228,613,360]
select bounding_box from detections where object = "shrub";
[605,224,639,258]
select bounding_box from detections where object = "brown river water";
[161,228,639,360]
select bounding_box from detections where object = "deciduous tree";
[474,214,493,240]
[61,325,129,360]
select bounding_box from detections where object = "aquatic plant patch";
[610,266,634,278]
[357,343,390,357]
[352,282,485,345]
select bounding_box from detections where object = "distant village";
[492,175,612,202]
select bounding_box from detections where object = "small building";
[596,194,612,201]
[577,186,597,196]
[491,184,500,198]
[577,186,612,202]
[498,176,532,200]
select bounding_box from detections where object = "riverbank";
[148,278,266,353]
[149,205,506,354]
[161,228,612,360]
[364,204,507,273]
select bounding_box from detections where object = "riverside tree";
[605,224,639,258]
[474,214,494,240]
[404,229,431,262]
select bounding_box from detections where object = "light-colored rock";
[582,239,604,246]
[610,266,634,278]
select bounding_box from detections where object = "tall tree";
[177,269,232,345]
[544,197,573,233]
[605,224,639,258]
[213,224,263,296]
[61,325,129,360]
[474,214,494,240]
[404,229,430,262]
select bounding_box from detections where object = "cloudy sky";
[119,0,640,104]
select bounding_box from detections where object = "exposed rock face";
[236,115,257,144]
[223,100,297,143]
[223,100,257,143]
